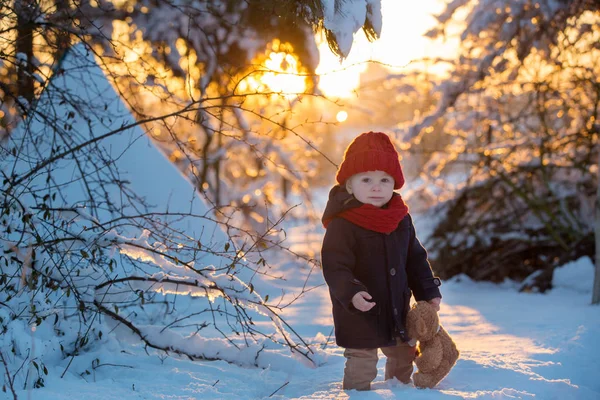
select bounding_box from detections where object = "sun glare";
[316,37,367,98]
[336,110,348,122]
[262,51,306,94]
[238,39,307,98]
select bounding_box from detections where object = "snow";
[321,0,382,58]
[553,258,595,294]
[12,256,600,399]
[322,0,368,57]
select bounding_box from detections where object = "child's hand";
[352,291,376,312]
[428,297,441,311]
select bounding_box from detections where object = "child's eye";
[381,178,390,183]
[361,178,371,183]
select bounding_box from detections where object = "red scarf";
[324,195,409,234]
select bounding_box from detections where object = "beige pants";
[342,341,416,391]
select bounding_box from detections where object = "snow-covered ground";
[13,256,600,400]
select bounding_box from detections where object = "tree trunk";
[593,151,600,305]
[53,0,72,62]
[15,0,36,105]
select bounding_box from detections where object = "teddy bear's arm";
[415,337,444,373]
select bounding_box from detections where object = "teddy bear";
[405,301,459,389]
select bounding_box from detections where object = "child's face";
[345,170,395,207]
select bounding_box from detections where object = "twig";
[94,301,222,363]
[0,350,18,400]
[61,279,114,379]
[322,327,335,350]
[268,381,289,397]
[262,304,314,356]
[92,363,134,369]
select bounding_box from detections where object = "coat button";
[390,268,396,276]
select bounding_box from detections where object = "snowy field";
[12,256,600,400]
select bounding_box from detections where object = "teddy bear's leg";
[413,370,438,389]
[448,342,459,364]
[415,354,459,389]
[342,348,378,391]
[424,358,455,389]
[439,327,460,365]
[381,341,416,384]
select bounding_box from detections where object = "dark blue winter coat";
[321,185,441,349]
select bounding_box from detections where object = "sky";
[3,44,600,400]
[317,0,457,97]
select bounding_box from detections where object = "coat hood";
[321,185,362,225]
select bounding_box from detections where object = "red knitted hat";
[336,131,405,190]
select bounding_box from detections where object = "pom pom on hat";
[336,131,405,190]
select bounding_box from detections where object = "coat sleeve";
[405,214,442,301]
[321,218,367,312]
